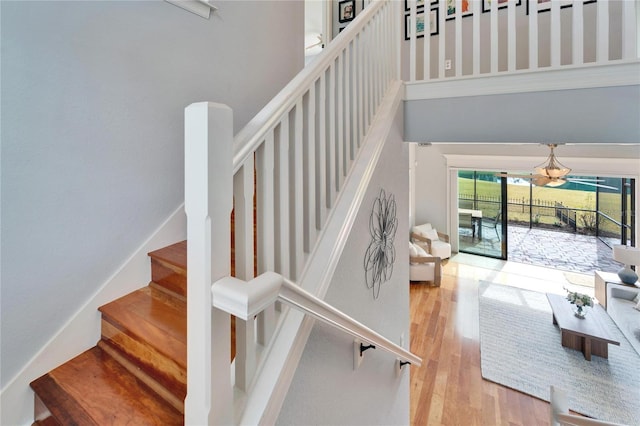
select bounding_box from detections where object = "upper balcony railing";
[405,0,639,82]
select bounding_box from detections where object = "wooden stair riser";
[97,340,184,414]
[148,240,187,298]
[150,258,186,300]
[33,394,59,426]
[100,320,186,404]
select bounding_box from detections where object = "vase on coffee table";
[565,288,593,320]
[574,305,587,319]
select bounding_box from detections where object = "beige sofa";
[606,283,640,356]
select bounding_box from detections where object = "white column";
[184,102,233,425]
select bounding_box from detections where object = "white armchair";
[409,242,442,286]
[411,223,451,260]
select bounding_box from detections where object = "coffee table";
[546,293,620,361]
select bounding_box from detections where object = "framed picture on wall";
[428,8,439,35]
[446,0,474,19]
[526,0,596,15]
[404,8,439,40]
[482,0,522,13]
[339,0,356,23]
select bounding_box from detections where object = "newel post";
[184,102,234,425]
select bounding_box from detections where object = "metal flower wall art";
[364,189,398,299]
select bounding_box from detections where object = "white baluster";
[233,156,257,392]
[275,116,290,278]
[352,37,361,151]
[596,0,609,63]
[304,88,317,251]
[422,0,431,80]
[358,32,365,144]
[412,0,418,81]
[234,315,256,392]
[327,62,337,206]
[490,0,498,73]
[507,0,516,72]
[391,0,398,80]
[256,132,276,345]
[317,73,328,226]
[344,43,353,164]
[336,52,344,189]
[374,16,380,112]
[621,0,638,60]
[293,100,305,279]
[363,24,371,132]
[473,0,481,76]
[550,0,561,67]
[529,0,538,69]
[455,0,463,77]
[439,0,446,78]
[234,159,255,281]
[572,0,584,66]
[184,102,233,425]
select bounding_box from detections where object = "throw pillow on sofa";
[409,242,428,259]
[409,242,418,257]
[425,228,439,241]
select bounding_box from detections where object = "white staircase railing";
[550,386,627,426]
[211,272,421,369]
[406,0,639,82]
[183,1,406,424]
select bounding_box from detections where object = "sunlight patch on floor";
[445,252,595,297]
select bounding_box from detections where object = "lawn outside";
[458,177,628,238]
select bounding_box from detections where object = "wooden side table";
[594,270,639,310]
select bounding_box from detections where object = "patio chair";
[459,212,476,239]
[482,211,501,240]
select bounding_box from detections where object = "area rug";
[478,282,640,425]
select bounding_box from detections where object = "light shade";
[613,245,640,266]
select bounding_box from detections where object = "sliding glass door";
[457,171,507,259]
[456,171,635,264]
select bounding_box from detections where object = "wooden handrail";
[212,272,422,367]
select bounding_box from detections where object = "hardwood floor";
[408,255,581,426]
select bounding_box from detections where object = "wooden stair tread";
[30,347,183,425]
[99,286,186,367]
[32,416,60,426]
[148,240,186,270]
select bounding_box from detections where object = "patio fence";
[458,193,622,241]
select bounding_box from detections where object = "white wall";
[404,85,640,144]
[1,0,303,393]
[277,104,411,425]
